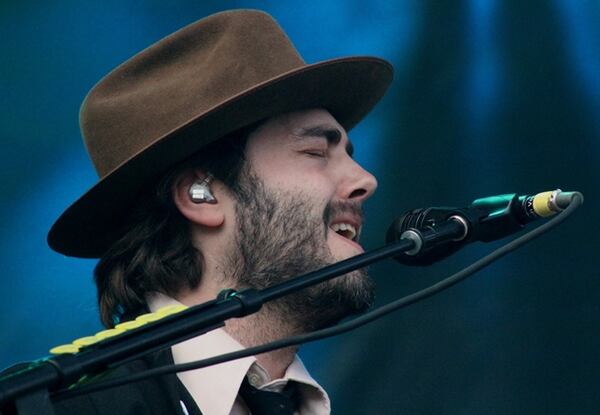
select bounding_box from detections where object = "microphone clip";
[386,195,527,266]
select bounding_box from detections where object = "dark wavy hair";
[94,126,256,327]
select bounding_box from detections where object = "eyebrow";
[292,124,354,157]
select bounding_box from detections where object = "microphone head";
[386,207,468,266]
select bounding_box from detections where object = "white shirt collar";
[148,293,330,415]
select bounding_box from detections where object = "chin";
[308,268,374,330]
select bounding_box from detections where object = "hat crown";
[81,10,304,177]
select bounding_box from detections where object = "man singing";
[48,9,393,414]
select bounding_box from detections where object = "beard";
[223,166,374,333]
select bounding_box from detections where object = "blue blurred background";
[1,1,598,413]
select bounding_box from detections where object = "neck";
[224,303,300,379]
[178,284,301,379]
[178,245,303,380]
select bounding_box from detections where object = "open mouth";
[330,222,360,242]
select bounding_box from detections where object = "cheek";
[266,170,337,203]
[246,143,338,199]
[246,145,285,179]
[255,158,334,192]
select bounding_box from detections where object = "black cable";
[52,193,583,402]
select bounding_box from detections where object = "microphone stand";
[0,220,465,415]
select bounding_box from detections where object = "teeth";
[331,223,357,241]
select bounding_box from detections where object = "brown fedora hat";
[47,9,393,258]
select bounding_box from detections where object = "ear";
[173,169,225,228]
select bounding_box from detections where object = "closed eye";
[303,149,327,158]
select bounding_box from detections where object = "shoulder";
[52,349,199,415]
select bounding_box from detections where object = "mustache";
[322,200,365,229]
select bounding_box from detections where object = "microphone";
[386,189,582,266]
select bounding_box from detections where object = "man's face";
[245,109,377,259]
[222,109,378,330]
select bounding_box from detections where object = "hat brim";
[48,57,393,257]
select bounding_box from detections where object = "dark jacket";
[2,350,202,415]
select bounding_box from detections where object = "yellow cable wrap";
[49,304,189,355]
[532,191,555,217]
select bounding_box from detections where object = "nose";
[338,157,378,202]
